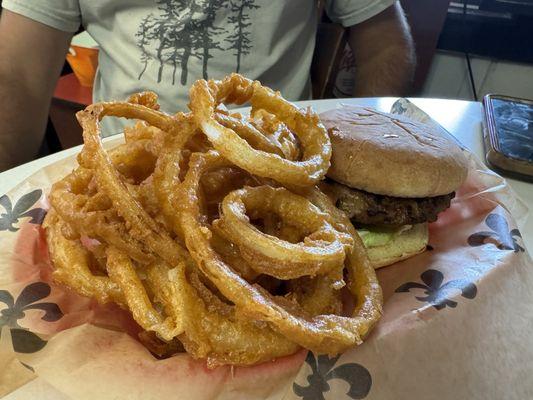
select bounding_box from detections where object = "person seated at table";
[0,0,415,172]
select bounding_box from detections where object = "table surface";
[1,97,531,252]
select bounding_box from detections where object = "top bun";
[321,105,468,198]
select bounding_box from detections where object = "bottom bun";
[363,223,429,269]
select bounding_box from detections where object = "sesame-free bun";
[321,105,468,198]
[366,223,429,269]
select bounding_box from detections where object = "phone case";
[482,94,533,183]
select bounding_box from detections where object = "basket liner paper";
[1,99,531,400]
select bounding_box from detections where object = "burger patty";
[329,182,455,226]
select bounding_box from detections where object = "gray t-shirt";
[3,0,393,136]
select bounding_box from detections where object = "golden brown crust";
[321,105,469,198]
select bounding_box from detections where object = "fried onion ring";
[49,167,153,264]
[145,263,299,367]
[44,210,125,305]
[178,151,382,354]
[45,76,383,367]
[106,246,183,341]
[189,74,331,187]
[213,185,352,281]
[76,101,191,266]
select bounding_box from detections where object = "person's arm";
[347,2,415,97]
[0,10,72,171]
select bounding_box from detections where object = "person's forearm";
[0,70,50,171]
[348,3,415,97]
[351,43,415,97]
[0,10,72,172]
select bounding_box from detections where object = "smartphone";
[483,94,533,182]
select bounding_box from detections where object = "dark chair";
[311,22,347,99]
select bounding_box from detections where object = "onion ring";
[289,276,343,316]
[151,112,198,237]
[177,151,382,354]
[214,112,288,158]
[44,210,125,305]
[76,101,191,266]
[213,185,352,281]
[45,80,383,366]
[250,109,301,161]
[106,246,183,341]
[49,167,153,264]
[126,91,160,110]
[145,263,299,367]
[189,74,331,187]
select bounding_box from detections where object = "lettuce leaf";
[357,225,412,248]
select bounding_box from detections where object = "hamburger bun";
[320,105,469,198]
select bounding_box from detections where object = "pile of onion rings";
[44,74,383,367]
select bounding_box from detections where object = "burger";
[320,105,469,268]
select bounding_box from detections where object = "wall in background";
[421,50,533,101]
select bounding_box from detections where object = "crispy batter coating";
[44,75,383,367]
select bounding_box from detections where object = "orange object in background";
[66,45,99,88]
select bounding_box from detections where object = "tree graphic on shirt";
[135,0,259,85]
[136,15,155,80]
[198,0,227,79]
[155,0,193,84]
[173,1,199,85]
[225,0,259,73]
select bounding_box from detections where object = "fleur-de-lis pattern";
[0,189,46,232]
[468,213,524,252]
[395,269,477,310]
[293,353,372,400]
[0,282,63,353]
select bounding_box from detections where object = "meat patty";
[327,181,455,226]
